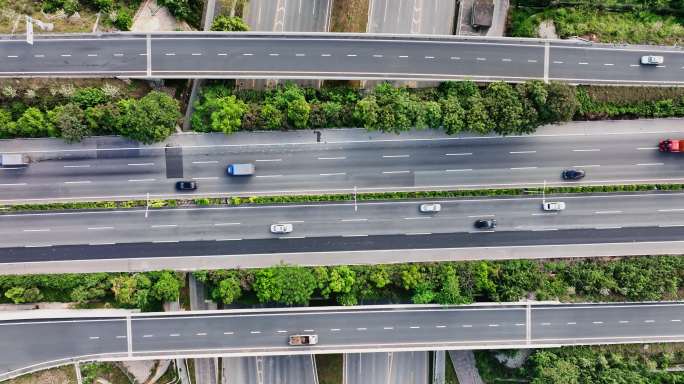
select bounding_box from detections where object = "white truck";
[1,154,28,167]
[288,335,318,346]
[226,163,255,176]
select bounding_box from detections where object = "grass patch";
[7,365,76,384]
[444,352,459,384]
[81,362,132,384]
[316,354,343,384]
[508,7,684,45]
[330,0,369,32]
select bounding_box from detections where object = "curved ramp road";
[0,33,682,84]
[0,128,683,203]
[3,303,684,381]
[3,192,684,263]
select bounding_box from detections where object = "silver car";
[270,223,293,234]
[419,203,442,213]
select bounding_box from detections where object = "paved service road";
[0,127,683,203]
[0,33,683,84]
[4,303,684,381]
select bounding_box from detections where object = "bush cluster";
[0,271,184,310]
[156,0,203,28]
[193,80,579,136]
[0,89,180,144]
[210,15,249,31]
[195,256,684,307]
[40,0,139,30]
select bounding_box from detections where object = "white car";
[270,223,293,234]
[542,201,566,211]
[419,203,442,213]
[641,55,664,65]
[288,334,318,346]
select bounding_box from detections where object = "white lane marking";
[214,222,241,226]
[436,325,447,328]
[657,65,667,68]
[637,147,658,150]
[303,329,315,332]
[604,63,614,66]
[191,53,202,56]
[63,165,90,168]
[7,55,18,58]
[409,326,420,329]
[152,240,179,243]
[462,325,472,328]
[347,54,357,57]
[373,54,384,58]
[509,151,536,154]
[399,55,409,58]
[553,60,564,64]
[296,53,306,57]
[139,53,148,56]
[630,64,640,67]
[250,331,261,334]
[476,57,486,61]
[127,163,154,166]
[269,53,279,56]
[578,62,588,65]
[594,210,622,214]
[218,53,228,56]
[128,179,156,182]
[242,53,254,56]
[672,319,682,322]
[445,153,472,156]
[216,238,242,241]
[276,330,288,333]
[223,332,234,335]
[116,335,127,339]
[541,322,551,326]
[165,53,175,56]
[113,53,124,57]
[660,224,684,228]
[619,320,630,324]
[330,328,341,331]
[573,164,600,168]
[488,324,499,327]
[406,232,432,235]
[321,54,331,57]
[255,175,283,178]
[88,227,114,230]
[143,334,154,338]
[424,56,435,59]
[150,224,177,228]
[532,228,558,231]
[279,236,305,239]
[382,154,410,158]
[0,183,27,186]
[592,321,604,324]
[170,333,180,337]
[502,58,512,62]
[64,181,91,184]
[595,226,622,229]
[567,322,576,325]
[342,234,369,237]
[383,327,394,330]
[89,336,100,340]
[644,320,655,323]
[88,242,115,246]
[320,173,346,176]
[318,156,346,160]
[255,158,282,162]
[510,167,537,170]
[445,169,473,172]
[382,170,410,174]
[356,327,367,331]
[196,332,207,336]
[60,54,71,57]
[527,59,537,63]
[87,54,98,57]
[450,56,460,60]
[192,160,218,164]
[404,217,430,220]
[515,323,526,327]
[34,54,45,58]
[636,163,664,166]
[572,149,600,152]
[468,214,495,218]
[192,177,219,180]
[341,218,368,222]
[531,213,557,216]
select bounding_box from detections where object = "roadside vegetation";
[193,80,684,138]
[329,0,369,32]
[156,0,203,29]
[0,0,140,33]
[477,344,684,383]
[0,271,184,311]
[508,1,684,44]
[210,15,249,31]
[0,82,180,144]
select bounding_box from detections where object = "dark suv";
[474,219,497,229]
[175,181,197,191]
[561,169,585,181]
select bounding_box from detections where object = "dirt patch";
[582,85,684,104]
[7,365,76,384]
[538,19,557,39]
[330,0,369,32]
[132,0,190,31]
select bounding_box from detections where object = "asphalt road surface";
[0,128,682,203]
[244,0,331,32]
[368,0,457,34]
[0,33,683,84]
[4,303,684,381]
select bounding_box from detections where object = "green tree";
[48,103,89,143]
[4,286,42,304]
[71,87,109,109]
[253,265,316,306]
[0,108,14,138]
[400,265,423,291]
[114,9,133,31]
[210,16,249,31]
[463,96,492,134]
[151,271,181,302]
[196,95,248,134]
[440,96,465,134]
[543,82,579,122]
[15,107,56,137]
[84,104,119,134]
[483,82,527,135]
[287,97,311,129]
[354,96,379,129]
[322,266,356,300]
[436,265,468,304]
[260,103,284,129]
[321,101,343,127]
[62,0,79,16]
[115,91,180,143]
[111,274,152,308]
[212,276,243,304]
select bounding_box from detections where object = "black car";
[175,181,197,191]
[474,219,497,229]
[561,169,586,181]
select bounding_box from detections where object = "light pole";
[26,16,33,45]
[542,180,547,204]
[353,185,358,212]
[145,192,150,218]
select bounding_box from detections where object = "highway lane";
[0,129,682,203]
[2,192,684,247]
[0,33,683,84]
[4,303,684,380]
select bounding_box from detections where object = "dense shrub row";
[0,271,183,310]
[0,88,180,144]
[195,256,684,307]
[41,0,138,30]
